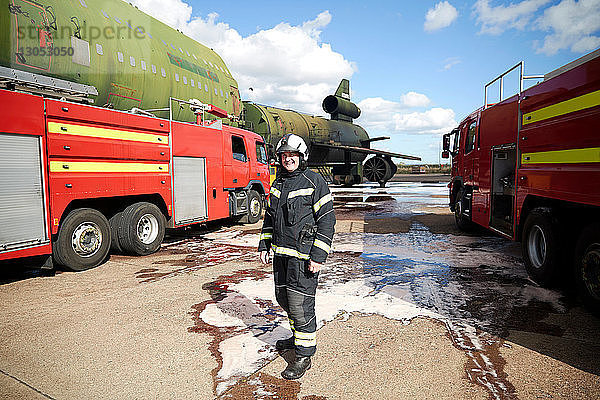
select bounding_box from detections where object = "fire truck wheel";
[109,211,124,253]
[575,224,600,311]
[521,208,560,286]
[246,190,263,224]
[54,208,111,271]
[454,188,474,232]
[118,202,166,256]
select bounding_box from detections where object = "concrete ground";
[1,181,599,400]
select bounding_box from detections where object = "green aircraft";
[243,80,420,186]
[1,0,420,186]
[1,0,241,122]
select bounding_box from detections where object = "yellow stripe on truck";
[522,89,600,125]
[50,161,169,173]
[48,122,169,145]
[521,147,600,164]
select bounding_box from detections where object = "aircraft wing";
[312,142,421,161]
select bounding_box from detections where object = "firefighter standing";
[258,133,335,380]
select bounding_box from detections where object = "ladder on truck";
[0,65,98,103]
[483,62,544,109]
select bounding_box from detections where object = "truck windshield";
[464,121,477,154]
[452,129,460,154]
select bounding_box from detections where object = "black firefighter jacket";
[258,168,335,264]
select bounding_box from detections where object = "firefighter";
[258,133,336,380]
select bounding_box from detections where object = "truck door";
[230,135,249,187]
[462,119,480,187]
[255,140,269,184]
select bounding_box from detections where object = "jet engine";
[363,156,398,187]
[322,95,361,121]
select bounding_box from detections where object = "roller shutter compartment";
[173,156,208,225]
[0,134,48,252]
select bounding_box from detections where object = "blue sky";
[133,0,600,163]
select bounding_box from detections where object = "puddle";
[219,371,327,399]
[365,195,394,202]
[168,182,576,398]
[188,269,287,395]
[444,320,517,399]
[200,237,548,398]
[134,240,257,283]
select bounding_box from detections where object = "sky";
[130,0,600,164]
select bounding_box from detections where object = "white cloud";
[473,0,600,55]
[442,57,462,70]
[473,0,551,34]
[425,1,459,32]
[400,92,431,107]
[357,97,456,135]
[536,0,600,55]
[130,0,192,31]
[130,1,355,114]
[393,108,457,135]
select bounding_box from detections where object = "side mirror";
[442,134,451,152]
[441,151,450,159]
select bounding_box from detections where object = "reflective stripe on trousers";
[273,255,318,357]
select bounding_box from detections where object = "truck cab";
[222,126,270,224]
[443,110,483,232]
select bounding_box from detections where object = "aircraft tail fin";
[334,79,351,100]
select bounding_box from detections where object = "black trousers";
[273,255,318,356]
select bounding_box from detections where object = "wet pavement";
[1,181,599,399]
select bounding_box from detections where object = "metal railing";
[483,61,544,109]
[0,65,98,103]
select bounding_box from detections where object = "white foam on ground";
[203,229,260,248]
[216,332,272,394]
[203,272,441,394]
[200,303,247,328]
[195,182,567,397]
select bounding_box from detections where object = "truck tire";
[521,208,560,286]
[53,208,111,271]
[108,211,124,253]
[118,202,166,256]
[574,224,600,311]
[454,187,474,232]
[244,190,263,224]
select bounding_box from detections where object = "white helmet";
[275,133,309,160]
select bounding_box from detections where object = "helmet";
[275,133,309,160]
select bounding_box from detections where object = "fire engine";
[0,67,270,271]
[442,49,600,308]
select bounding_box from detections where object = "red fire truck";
[0,69,270,271]
[442,49,600,308]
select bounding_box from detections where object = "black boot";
[275,336,295,350]
[281,356,312,380]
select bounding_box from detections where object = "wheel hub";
[250,197,261,218]
[582,247,600,300]
[456,199,462,216]
[137,213,159,244]
[527,224,547,269]
[72,222,102,258]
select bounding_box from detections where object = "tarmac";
[1,178,599,399]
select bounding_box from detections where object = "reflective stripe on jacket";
[258,168,335,264]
